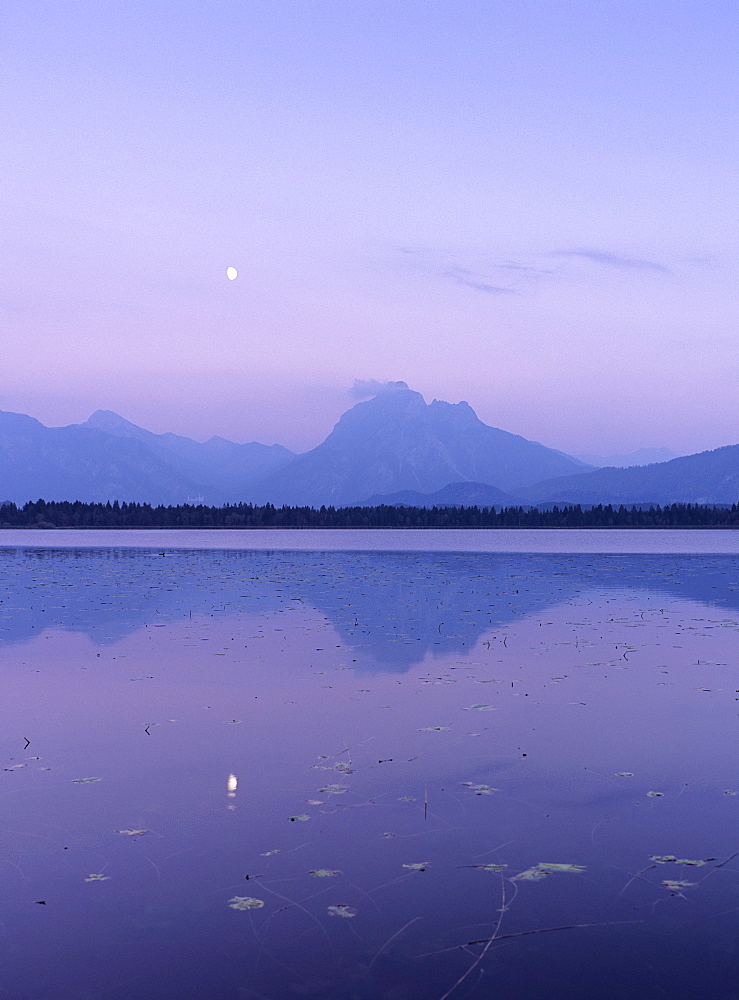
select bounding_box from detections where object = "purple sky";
[2,1,737,456]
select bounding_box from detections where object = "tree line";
[1,499,738,528]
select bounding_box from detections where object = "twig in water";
[617,864,657,898]
[368,916,422,971]
[437,875,507,1000]
[466,919,642,946]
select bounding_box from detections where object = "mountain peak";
[85,410,141,433]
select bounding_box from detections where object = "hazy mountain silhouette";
[0,410,211,505]
[2,391,735,507]
[359,481,520,508]
[251,386,590,506]
[0,409,293,505]
[576,447,677,468]
[79,410,294,499]
[522,445,739,505]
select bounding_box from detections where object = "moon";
[226,266,238,281]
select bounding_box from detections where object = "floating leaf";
[229,896,264,910]
[85,873,110,882]
[114,829,148,837]
[72,777,101,784]
[318,784,347,796]
[461,782,499,796]
[288,814,310,822]
[650,855,713,866]
[513,866,549,882]
[646,791,664,798]
[402,862,430,871]
[513,862,585,881]
[662,880,696,891]
[310,869,342,878]
[537,863,586,873]
[327,904,357,918]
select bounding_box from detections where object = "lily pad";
[327,904,357,918]
[461,782,499,795]
[537,863,586,873]
[650,855,713,866]
[513,866,549,882]
[662,879,696,891]
[514,862,585,881]
[229,896,264,910]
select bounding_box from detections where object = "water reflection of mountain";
[1,547,737,670]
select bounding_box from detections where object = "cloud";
[348,379,409,400]
[392,244,550,295]
[448,268,517,295]
[554,249,669,272]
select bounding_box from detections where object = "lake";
[1,531,737,999]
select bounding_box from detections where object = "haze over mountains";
[248,384,590,506]
[0,383,736,508]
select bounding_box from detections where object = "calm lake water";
[1,532,737,999]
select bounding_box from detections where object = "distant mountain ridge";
[0,409,294,505]
[0,386,736,507]
[78,410,294,499]
[250,386,591,506]
[359,482,520,508]
[575,447,677,468]
[521,445,739,505]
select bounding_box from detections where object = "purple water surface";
[0,547,737,999]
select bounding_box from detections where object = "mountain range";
[0,383,736,507]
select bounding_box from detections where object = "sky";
[2,0,737,456]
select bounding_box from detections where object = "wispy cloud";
[393,246,549,295]
[348,379,409,400]
[554,248,669,272]
[447,267,516,295]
